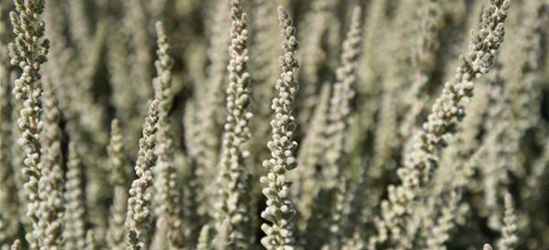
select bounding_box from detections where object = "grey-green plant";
[371,0,511,248]
[8,0,49,246]
[36,78,65,250]
[498,193,518,250]
[2,0,549,249]
[322,6,363,187]
[193,0,231,221]
[106,119,129,250]
[197,225,212,250]
[259,6,300,249]
[293,83,330,229]
[125,100,160,250]
[150,21,186,250]
[64,144,86,250]
[213,0,254,248]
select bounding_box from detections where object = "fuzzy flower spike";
[214,0,254,248]
[259,6,300,250]
[125,100,160,250]
[8,0,50,247]
[371,0,511,248]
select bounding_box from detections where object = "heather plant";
[213,0,254,248]
[7,0,50,247]
[371,1,511,248]
[2,0,549,249]
[150,21,185,250]
[106,120,129,250]
[125,100,160,250]
[64,144,86,250]
[258,6,300,249]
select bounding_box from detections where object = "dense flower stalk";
[214,0,254,248]
[152,22,174,121]
[181,101,202,243]
[416,0,509,173]
[423,146,485,249]
[481,63,516,229]
[64,144,87,250]
[372,0,511,248]
[296,0,336,126]
[107,187,128,250]
[323,6,363,187]
[105,120,129,250]
[498,193,518,250]
[7,0,50,246]
[259,6,299,249]
[316,7,363,248]
[151,21,186,250]
[425,190,460,250]
[9,80,28,232]
[125,100,160,250]
[0,0,547,249]
[194,0,231,219]
[108,119,129,187]
[106,120,130,250]
[323,177,349,249]
[294,83,331,228]
[36,79,65,249]
[197,225,212,250]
